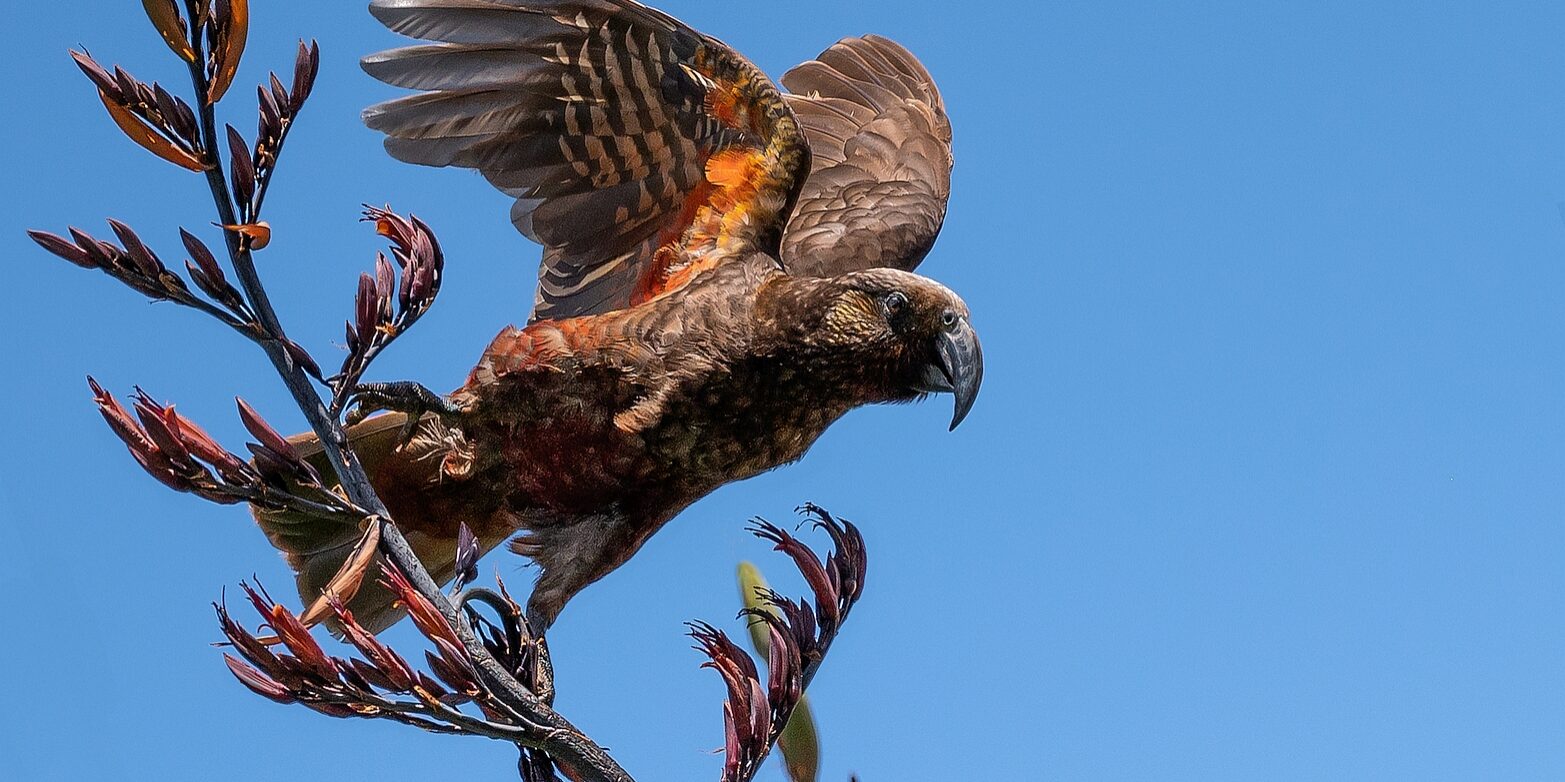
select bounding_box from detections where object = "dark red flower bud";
[283,339,323,381]
[224,654,295,704]
[88,377,153,454]
[27,230,95,269]
[236,397,302,466]
[69,50,121,101]
[331,595,417,693]
[257,596,336,684]
[130,389,195,472]
[68,228,114,268]
[291,40,320,114]
[172,409,252,484]
[454,522,480,591]
[106,219,164,279]
[355,271,379,348]
[382,563,462,649]
[751,520,840,628]
[256,83,282,142]
[268,72,289,118]
[226,124,255,210]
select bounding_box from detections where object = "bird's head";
[765,268,983,429]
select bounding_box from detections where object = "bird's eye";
[941,309,959,329]
[883,291,909,317]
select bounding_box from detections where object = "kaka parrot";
[254,0,980,633]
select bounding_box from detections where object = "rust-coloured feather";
[361,0,809,321]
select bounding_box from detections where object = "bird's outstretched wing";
[779,35,953,278]
[361,0,810,320]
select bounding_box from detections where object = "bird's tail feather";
[251,413,463,634]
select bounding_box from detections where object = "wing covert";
[780,35,953,278]
[362,0,810,320]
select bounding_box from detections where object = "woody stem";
[176,5,632,779]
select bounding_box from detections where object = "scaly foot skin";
[530,634,555,706]
[522,603,558,705]
[345,381,462,444]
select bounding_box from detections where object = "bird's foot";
[345,381,461,444]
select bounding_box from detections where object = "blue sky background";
[2,1,1563,779]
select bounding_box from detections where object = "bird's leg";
[517,601,557,705]
[529,632,555,706]
[345,381,462,443]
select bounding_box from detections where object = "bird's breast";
[478,354,856,519]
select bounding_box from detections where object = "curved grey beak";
[918,318,984,430]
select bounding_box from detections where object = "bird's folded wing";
[361,0,810,320]
[780,35,954,278]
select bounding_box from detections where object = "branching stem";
[175,5,632,779]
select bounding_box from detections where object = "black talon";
[345,381,461,444]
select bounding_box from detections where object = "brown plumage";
[253,0,978,633]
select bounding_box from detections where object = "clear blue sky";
[2,1,1562,779]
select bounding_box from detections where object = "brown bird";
[255,0,979,633]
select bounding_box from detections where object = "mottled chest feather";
[450,258,904,519]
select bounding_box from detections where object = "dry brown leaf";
[206,0,249,103]
[219,221,271,249]
[299,516,383,628]
[98,90,208,172]
[141,0,196,62]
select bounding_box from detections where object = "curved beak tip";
[948,386,978,431]
[937,321,983,431]
[949,409,968,432]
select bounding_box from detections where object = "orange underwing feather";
[360,0,809,321]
